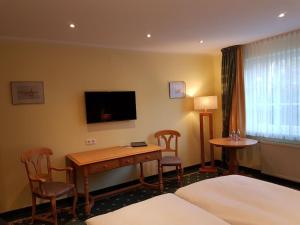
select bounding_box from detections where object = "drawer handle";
[103,165,108,168]
[145,156,150,159]
[126,160,130,163]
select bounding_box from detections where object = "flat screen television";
[85,91,137,123]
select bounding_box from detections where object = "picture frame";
[169,81,186,99]
[11,81,45,105]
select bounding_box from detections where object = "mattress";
[175,175,300,225]
[85,193,230,225]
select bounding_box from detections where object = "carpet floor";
[9,171,217,225]
[6,167,300,225]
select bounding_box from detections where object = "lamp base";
[199,166,217,173]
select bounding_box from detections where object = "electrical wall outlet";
[85,138,96,145]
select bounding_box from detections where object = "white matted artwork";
[11,81,45,105]
[169,81,186,99]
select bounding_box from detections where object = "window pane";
[244,30,300,141]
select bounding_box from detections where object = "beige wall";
[0,40,220,212]
[212,54,222,159]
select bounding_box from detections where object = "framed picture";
[11,81,45,105]
[169,81,186,99]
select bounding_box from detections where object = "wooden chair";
[154,130,184,186]
[21,148,77,225]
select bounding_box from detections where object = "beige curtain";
[229,46,246,137]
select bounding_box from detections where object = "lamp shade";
[194,96,218,111]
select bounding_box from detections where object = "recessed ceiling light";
[200,40,204,44]
[69,23,76,28]
[278,12,286,18]
[147,34,151,38]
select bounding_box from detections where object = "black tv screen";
[85,91,137,123]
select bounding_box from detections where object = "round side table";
[209,138,258,174]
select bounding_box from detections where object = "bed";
[85,193,230,225]
[175,175,300,225]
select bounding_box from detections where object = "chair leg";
[179,164,184,186]
[176,166,180,183]
[72,188,78,218]
[50,197,58,225]
[31,194,36,224]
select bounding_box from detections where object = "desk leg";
[139,161,163,191]
[66,159,77,187]
[228,149,238,174]
[139,162,144,183]
[83,167,91,215]
[72,163,77,188]
[158,159,163,192]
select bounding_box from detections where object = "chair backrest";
[21,148,53,191]
[154,130,181,156]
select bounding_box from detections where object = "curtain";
[221,46,238,163]
[244,30,300,141]
[221,46,238,137]
[229,47,246,137]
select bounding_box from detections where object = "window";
[244,30,300,141]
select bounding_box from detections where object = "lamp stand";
[199,112,217,173]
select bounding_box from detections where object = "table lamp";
[194,96,218,173]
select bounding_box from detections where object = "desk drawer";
[119,156,134,166]
[135,151,161,163]
[88,159,119,174]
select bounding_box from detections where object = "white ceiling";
[1,0,300,53]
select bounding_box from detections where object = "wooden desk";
[209,138,258,174]
[66,144,163,214]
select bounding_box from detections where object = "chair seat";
[161,156,182,166]
[34,182,75,197]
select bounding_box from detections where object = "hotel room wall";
[212,54,222,159]
[0,40,219,212]
[237,142,300,182]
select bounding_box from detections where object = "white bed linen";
[175,175,300,225]
[85,193,230,225]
